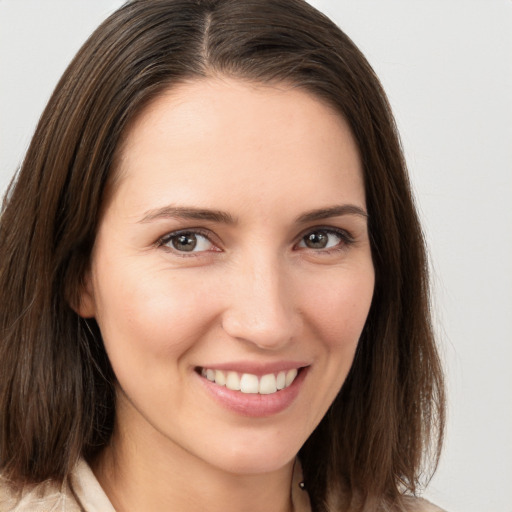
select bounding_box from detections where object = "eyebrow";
[138,203,367,225]
[295,204,368,223]
[139,206,236,224]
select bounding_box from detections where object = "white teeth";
[214,369,226,386]
[276,371,286,390]
[226,371,241,391]
[200,367,300,394]
[285,368,298,387]
[240,373,259,393]
[259,373,277,394]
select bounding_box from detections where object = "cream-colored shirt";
[0,458,312,511]
[0,459,445,511]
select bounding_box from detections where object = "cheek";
[292,265,374,425]
[299,267,374,350]
[93,266,216,366]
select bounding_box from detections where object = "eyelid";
[155,225,355,256]
[294,225,355,251]
[156,228,221,255]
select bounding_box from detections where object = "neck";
[92,419,296,512]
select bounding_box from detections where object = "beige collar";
[70,458,311,512]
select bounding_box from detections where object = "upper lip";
[195,361,310,376]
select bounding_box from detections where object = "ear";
[72,271,97,319]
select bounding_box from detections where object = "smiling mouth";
[197,367,301,395]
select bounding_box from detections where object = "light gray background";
[1,1,511,511]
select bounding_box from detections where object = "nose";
[221,253,301,350]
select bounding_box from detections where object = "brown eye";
[171,233,198,252]
[297,228,351,251]
[303,231,329,249]
[160,231,215,253]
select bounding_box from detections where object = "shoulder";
[0,474,82,512]
[0,459,115,511]
[1,460,116,512]
[401,496,447,512]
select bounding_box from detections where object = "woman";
[0,0,445,510]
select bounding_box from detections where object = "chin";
[199,435,301,476]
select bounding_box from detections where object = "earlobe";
[73,273,96,319]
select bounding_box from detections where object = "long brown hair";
[0,1,444,509]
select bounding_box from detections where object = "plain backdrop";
[1,1,511,511]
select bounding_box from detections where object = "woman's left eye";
[159,231,215,253]
[296,229,352,251]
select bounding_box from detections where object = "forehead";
[111,77,364,215]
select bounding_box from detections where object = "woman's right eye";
[158,231,216,254]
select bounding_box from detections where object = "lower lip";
[197,368,308,417]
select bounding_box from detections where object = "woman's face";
[79,78,374,475]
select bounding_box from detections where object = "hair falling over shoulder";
[0,1,445,510]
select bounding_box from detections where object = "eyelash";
[296,226,355,254]
[156,228,217,257]
[156,226,355,257]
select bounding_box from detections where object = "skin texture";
[78,77,375,512]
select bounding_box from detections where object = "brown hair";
[0,0,444,509]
